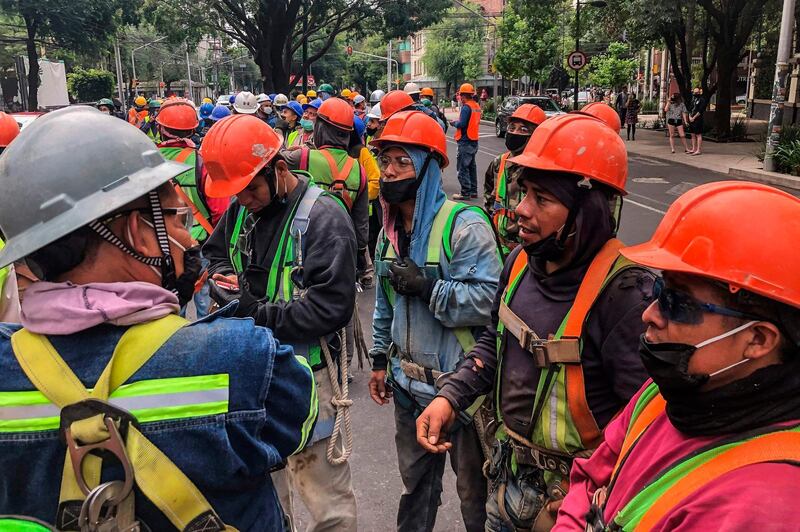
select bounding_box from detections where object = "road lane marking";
[626,199,667,214]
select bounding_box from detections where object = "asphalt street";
[291,121,762,531]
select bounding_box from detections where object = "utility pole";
[302,1,308,93]
[764,0,796,172]
[114,39,125,110]
[658,48,669,120]
[387,40,392,93]
[574,0,581,111]
[185,42,192,101]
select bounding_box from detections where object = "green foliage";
[66,68,115,102]
[774,140,800,176]
[422,2,485,90]
[639,98,659,113]
[588,42,637,89]
[494,6,562,85]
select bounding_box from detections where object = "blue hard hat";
[353,115,366,139]
[285,101,304,119]
[269,93,277,101]
[302,98,323,111]
[228,94,236,104]
[210,105,231,121]
[199,102,214,119]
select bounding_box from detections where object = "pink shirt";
[554,383,800,531]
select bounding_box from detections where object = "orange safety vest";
[127,108,148,127]
[454,99,481,141]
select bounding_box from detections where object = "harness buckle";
[60,399,137,500]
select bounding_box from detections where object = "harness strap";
[173,182,214,235]
[10,316,231,532]
[319,150,355,210]
[495,152,510,202]
[611,383,666,482]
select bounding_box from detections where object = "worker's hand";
[232,279,261,319]
[368,370,392,406]
[389,259,435,300]
[208,274,240,307]
[211,273,239,289]
[416,397,456,453]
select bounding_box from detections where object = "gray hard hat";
[0,106,189,269]
[369,89,385,103]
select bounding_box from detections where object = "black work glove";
[356,247,369,274]
[208,278,240,308]
[388,259,436,301]
[233,279,262,320]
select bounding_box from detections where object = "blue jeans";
[456,140,479,196]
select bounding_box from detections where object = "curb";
[728,167,800,190]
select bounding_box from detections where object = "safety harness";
[589,381,800,531]
[8,315,233,531]
[159,146,214,241]
[491,153,522,255]
[298,147,365,212]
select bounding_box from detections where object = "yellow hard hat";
[298,95,308,104]
[134,96,147,107]
[295,93,305,102]
[202,97,213,104]
[307,89,317,98]
[341,88,352,98]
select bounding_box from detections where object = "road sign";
[568,51,588,71]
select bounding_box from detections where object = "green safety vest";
[491,152,523,256]
[375,200,500,355]
[159,146,212,242]
[0,239,8,299]
[608,381,800,531]
[299,147,364,211]
[227,185,334,368]
[495,240,636,466]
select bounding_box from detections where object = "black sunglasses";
[652,276,761,325]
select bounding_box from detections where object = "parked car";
[11,112,43,131]
[495,96,564,137]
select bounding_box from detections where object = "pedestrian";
[480,88,489,104]
[664,93,690,154]
[483,103,546,255]
[255,93,277,127]
[615,86,628,128]
[556,181,800,531]
[369,110,502,532]
[688,86,706,155]
[417,113,654,532]
[201,115,359,531]
[449,83,481,200]
[0,107,317,531]
[156,98,230,318]
[625,93,640,141]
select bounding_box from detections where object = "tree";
[589,42,637,89]
[66,67,115,102]
[422,3,485,97]
[0,0,140,110]
[147,0,450,93]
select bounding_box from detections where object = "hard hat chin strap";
[88,190,178,292]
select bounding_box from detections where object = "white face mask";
[126,216,188,278]
[695,320,758,378]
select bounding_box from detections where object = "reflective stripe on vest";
[300,148,362,211]
[0,374,229,432]
[227,186,329,367]
[491,152,520,253]
[375,200,500,354]
[610,382,800,531]
[454,100,481,141]
[496,239,634,455]
[159,146,213,241]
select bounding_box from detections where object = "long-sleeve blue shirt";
[451,104,473,139]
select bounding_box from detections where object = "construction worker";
[368,110,502,532]
[197,101,215,139]
[280,100,304,147]
[450,83,481,200]
[283,97,370,281]
[381,90,416,121]
[556,181,800,530]
[127,95,148,127]
[340,88,352,101]
[417,113,653,531]
[0,112,21,323]
[231,91,258,115]
[200,114,358,531]
[365,104,383,259]
[349,115,379,288]
[96,98,115,115]
[483,104,547,255]
[0,111,20,156]
[156,99,230,317]
[421,87,447,133]
[139,99,162,143]
[574,101,621,132]
[216,95,230,108]
[273,93,289,112]
[365,104,381,144]
[403,82,421,101]
[369,89,385,107]
[353,94,367,120]
[286,98,321,149]
[209,104,231,123]
[307,89,317,99]
[255,93,276,127]
[318,83,335,101]
[0,106,317,531]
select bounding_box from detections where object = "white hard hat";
[216,95,230,107]
[273,93,289,107]
[256,93,271,103]
[369,89,385,103]
[403,82,420,95]
[233,91,258,114]
[353,94,366,105]
[366,103,381,120]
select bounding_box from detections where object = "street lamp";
[131,36,168,96]
[574,0,607,110]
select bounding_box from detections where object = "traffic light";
[346,45,353,56]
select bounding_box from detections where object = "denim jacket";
[370,147,501,405]
[0,306,317,531]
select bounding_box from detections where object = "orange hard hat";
[458,83,476,95]
[0,112,20,148]
[574,102,621,132]
[156,98,199,130]
[381,90,415,120]
[510,104,546,127]
[420,87,434,98]
[318,97,354,131]
[622,181,800,309]
[349,91,360,101]
[509,113,627,194]
[370,110,449,168]
[199,114,282,198]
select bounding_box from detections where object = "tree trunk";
[714,53,736,137]
[24,14,39,111]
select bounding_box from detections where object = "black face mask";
[638,335,710,397]
[173,245,206,307]
[366,126,378,137]
[505,132,530,153]
[523,232,566,262]
[380,177,420,204]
